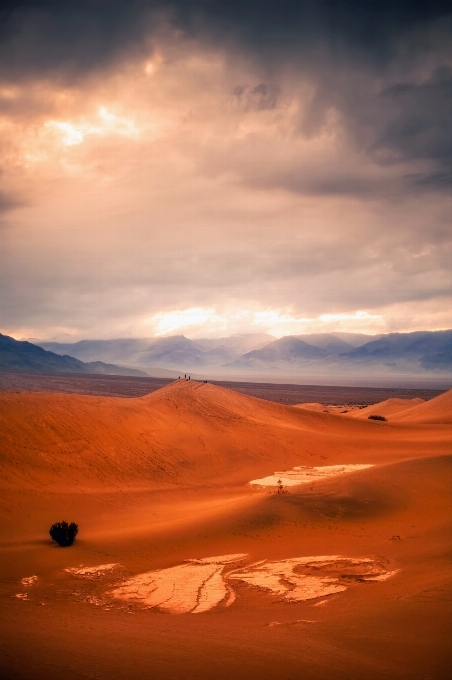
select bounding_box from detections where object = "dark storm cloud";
[375,67,452,185]
[0,0,157,81]
[232,83,281,111]
[2,1,452,194]
[2,1,450,75]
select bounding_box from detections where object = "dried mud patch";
[11,553,399,616]
[60,554,398,615]
[229,556,397,604]
[108,554,248,614]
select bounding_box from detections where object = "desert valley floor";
[0,379,451,679]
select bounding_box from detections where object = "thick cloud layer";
[1,1,451,339]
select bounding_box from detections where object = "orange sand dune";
[294,401,326,411]
[1,380,451,491]
[391,388,452,424]
[345,397,425,419]
[1,380,451,679]
[1,453,451,680]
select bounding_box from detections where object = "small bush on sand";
[49,521,78,546]
[368,414,387,422]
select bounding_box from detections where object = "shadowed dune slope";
[0,380,451,491]
[391,388,452,424]
[346,397,425,419]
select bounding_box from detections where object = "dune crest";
[346,398,425,419]
[2,380,450,492]
[391,388,452,424]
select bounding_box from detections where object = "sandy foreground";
[0,380,451,679]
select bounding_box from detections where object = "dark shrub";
[49,521,78,546]
[368,414,387,421]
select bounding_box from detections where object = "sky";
[1,0,451,341]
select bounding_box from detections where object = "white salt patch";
[111,563,220,614]
[109,554,248,614]
[65,563,120,578]
[286,576,347,601]
[229,555,395,603]
[15,593,28,600]
[104,554,397,613]
[20,576,38,587]
[268,619,317,626]
[192,569,227,613]
[231,567,288,595]
[249,464,373,487]
[223,584,236,607]
[363,570,399,582]
[229,558,345,601]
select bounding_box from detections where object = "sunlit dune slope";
[346,397,425,419]
[293,402,326,411]
[0,380,450,491]
[194,454,452,564]
[391,388,452,424]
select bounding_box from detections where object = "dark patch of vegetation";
[368,414,387,421]
[49,521,78,546]
[276,479,288,494]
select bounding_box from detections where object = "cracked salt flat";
[249,464,373,487]
[109,554,248,614]
[229,556,396,602]
[106,554,397,613]
[229,557,346,601]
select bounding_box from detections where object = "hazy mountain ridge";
[237,336,328,365]
[0,334,148,377]
[223,330,452,374]
[39,334,277,369]
[36,330,452,380]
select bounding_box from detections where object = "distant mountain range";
[36,330,452,382]
[39,333,276,371]
[0,333,148,376]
